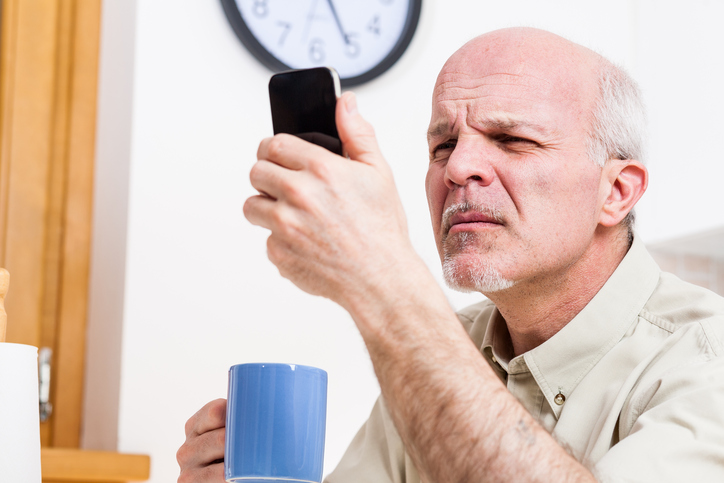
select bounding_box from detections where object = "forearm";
[348,261,596,483]
[245,92,595,481]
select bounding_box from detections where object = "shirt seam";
[700,320,723,357]
[456,313,475,325]
[638,309,676,334]
[630,351,715,423]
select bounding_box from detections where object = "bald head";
[441,28,603,87]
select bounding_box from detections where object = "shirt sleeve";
[593,348,724,482]
[324,396,420,483]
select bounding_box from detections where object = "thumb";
[336,92,384,165]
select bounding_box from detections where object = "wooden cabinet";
[0,1,150,480]
[41,449,150,483]
[1,0,99,449]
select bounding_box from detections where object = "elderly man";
[177,28,724,482]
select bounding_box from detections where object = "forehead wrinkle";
[430,71,583,143]
[475,115,552,136]
[434,71,556,100]
[429,93,557,141]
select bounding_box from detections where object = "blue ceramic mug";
[224,363,328,483]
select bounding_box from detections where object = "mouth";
[448,216,502,235]
[442,203,504,236]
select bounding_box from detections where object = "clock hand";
[303,0,320,42]
[325,0,351,44]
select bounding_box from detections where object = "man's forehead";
[432,70,560,104]
[428,29,600,138]
[428,72,573,133]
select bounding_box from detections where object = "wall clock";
[220,0,422,87]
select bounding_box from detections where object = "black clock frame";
[220,0,422,87]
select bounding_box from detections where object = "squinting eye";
[433,141,456,155]
[496,135,536,145]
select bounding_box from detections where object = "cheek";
[526,163,602,232]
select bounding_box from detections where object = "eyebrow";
[427,117,551,143]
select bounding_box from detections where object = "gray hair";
[586,60,647,238]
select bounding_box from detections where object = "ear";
[598,159,648,227]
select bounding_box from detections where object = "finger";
[177,426,226,472]
[249,159,302,203]
[258,133,334,171]
[185,399,227,438]
[243,194,281,231]
[177,462,224,483]
[336,92,384,166]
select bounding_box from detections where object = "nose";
[444,137,496,190]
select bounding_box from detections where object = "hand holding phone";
[268,67,343,156]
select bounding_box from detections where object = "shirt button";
[554,393,566,406]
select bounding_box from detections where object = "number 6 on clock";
[221,0,422,87]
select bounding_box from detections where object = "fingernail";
[345,92,358,115]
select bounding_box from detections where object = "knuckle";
[269,206,292,232]
[184,415,196,437]
[267,237,293,269]
[177,468,201,483]
[266,135,286,159]
[215,427,227,448]
[361,119,376,137]
[242,197,254,219]
[279,178,303,203]
[266,237,283,264]
[176,442,190,466]
[249,162,263,183]
[257,136,275,159]
[308,157,332,182]
[209,399,227,425]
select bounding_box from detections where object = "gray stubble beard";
[440,203,515,294]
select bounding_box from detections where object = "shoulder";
[615,272,724,436]
[642,271,724,355]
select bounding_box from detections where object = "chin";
[442,254,515,294]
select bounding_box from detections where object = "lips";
[449,211,500,227]
[441,200,505,240]
[448,217,501,236]
[442,204,504,237]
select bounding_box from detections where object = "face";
[425,31,606,294]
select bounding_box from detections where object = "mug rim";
[228,362,327,375]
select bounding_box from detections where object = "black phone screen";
[268,67,342,156]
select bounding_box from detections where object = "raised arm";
[243,92,596,483]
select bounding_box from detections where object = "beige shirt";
[326,237,724,482]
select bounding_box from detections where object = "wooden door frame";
[0,0,102,447]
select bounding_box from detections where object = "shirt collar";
[481,235,661,417]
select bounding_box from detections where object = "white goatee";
[440,202,515,293]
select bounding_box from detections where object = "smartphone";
[268,67,342,156]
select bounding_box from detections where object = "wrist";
[342,253,459,348]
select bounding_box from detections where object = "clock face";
[221,0,422,86]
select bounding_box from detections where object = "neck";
[485,228,631,356]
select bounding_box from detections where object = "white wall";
[82,0,137,451]
[85,1,724,481]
